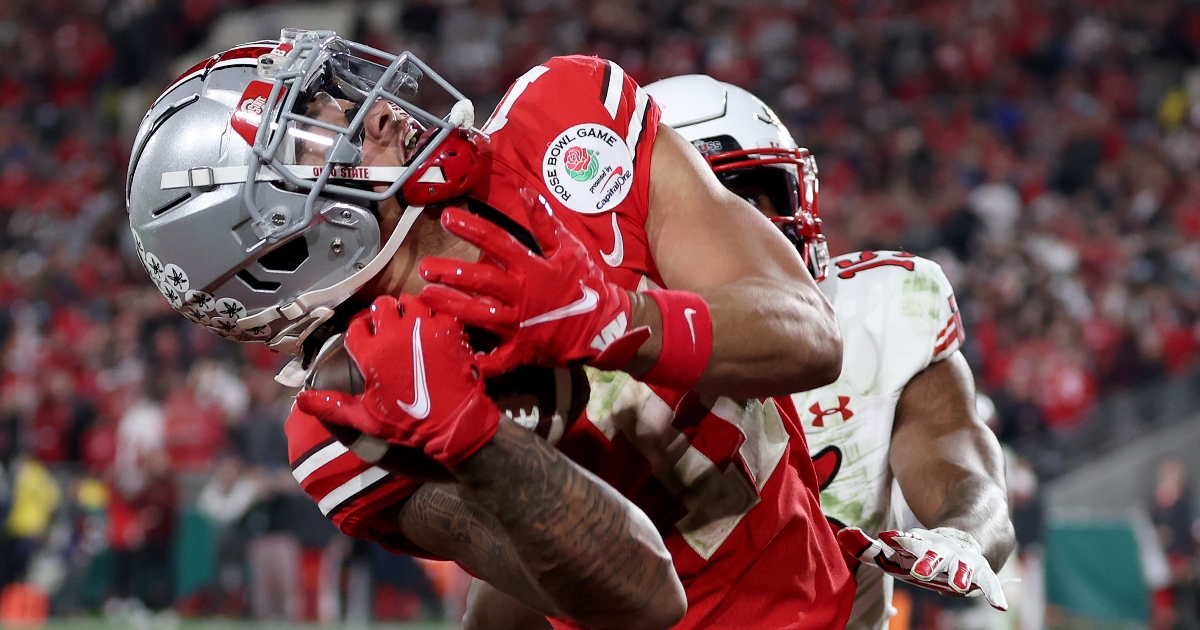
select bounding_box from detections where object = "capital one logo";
[809,396,853,427]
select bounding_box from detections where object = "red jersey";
[286,55,853,629]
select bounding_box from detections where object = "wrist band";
[640,290,712,391]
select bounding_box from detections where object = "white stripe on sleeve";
[603,61,625,119]
[317,466,390,516]
[292,441,349,484]
[625,86,650,158]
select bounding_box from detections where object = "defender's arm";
[633,124,842,399]
[890,352,1014,569]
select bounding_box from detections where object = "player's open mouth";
[404,122,437,166]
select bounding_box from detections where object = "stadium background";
[0,0,1198,628]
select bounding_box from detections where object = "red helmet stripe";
[711,155,812,172]
[155,43,278,106]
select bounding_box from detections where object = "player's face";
[295,94,480,302]
[294,93,424,169]
[720,173,814,270]
[726,180,783,219]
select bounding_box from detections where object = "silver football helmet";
[645,74,828,281]
[127,29,480,353]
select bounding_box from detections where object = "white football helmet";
[645,74,828,280]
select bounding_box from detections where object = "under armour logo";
[810,396,854,427]
[834,251,915,279]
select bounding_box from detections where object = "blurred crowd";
[0,0,1198,624]
[366,0,1200,467]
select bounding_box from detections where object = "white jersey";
[790,250,964,630]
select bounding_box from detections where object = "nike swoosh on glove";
[296,295,500,469]
[419,189,645,376]
[837,526,1008,611]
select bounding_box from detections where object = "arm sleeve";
[285,404,433,556]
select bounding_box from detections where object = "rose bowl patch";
[542,123,634,215]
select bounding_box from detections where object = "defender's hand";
[419,191,645,376]
[837,526,1008,611]
[296,295,500,469]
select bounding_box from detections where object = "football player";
[644,75,1017,628]
[126,31,854,629]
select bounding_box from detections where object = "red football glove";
[295,295,500,469]
[837,527,1008,611]
[419,190,647,376]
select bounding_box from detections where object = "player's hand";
[295,295,500,469]
[419,190,646,376]
[837,526,1008,611]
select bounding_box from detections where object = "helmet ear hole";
[236,270,283,292]
[258,237,309,272]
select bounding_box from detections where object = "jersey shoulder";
[823,250,954,298]
[479,56,660,220]
[819,251,964,389]
[483,55,652,136]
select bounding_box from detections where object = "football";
[304,333,590,480]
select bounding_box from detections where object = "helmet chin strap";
[240,203,426,352]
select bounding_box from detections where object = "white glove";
[837,526,1008,611]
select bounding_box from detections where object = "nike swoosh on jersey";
[396,318,431,419]
[520,284,600,327]
[600,212,624,267]
[683,307,697,346]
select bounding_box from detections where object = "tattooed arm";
[396,418,686,630]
